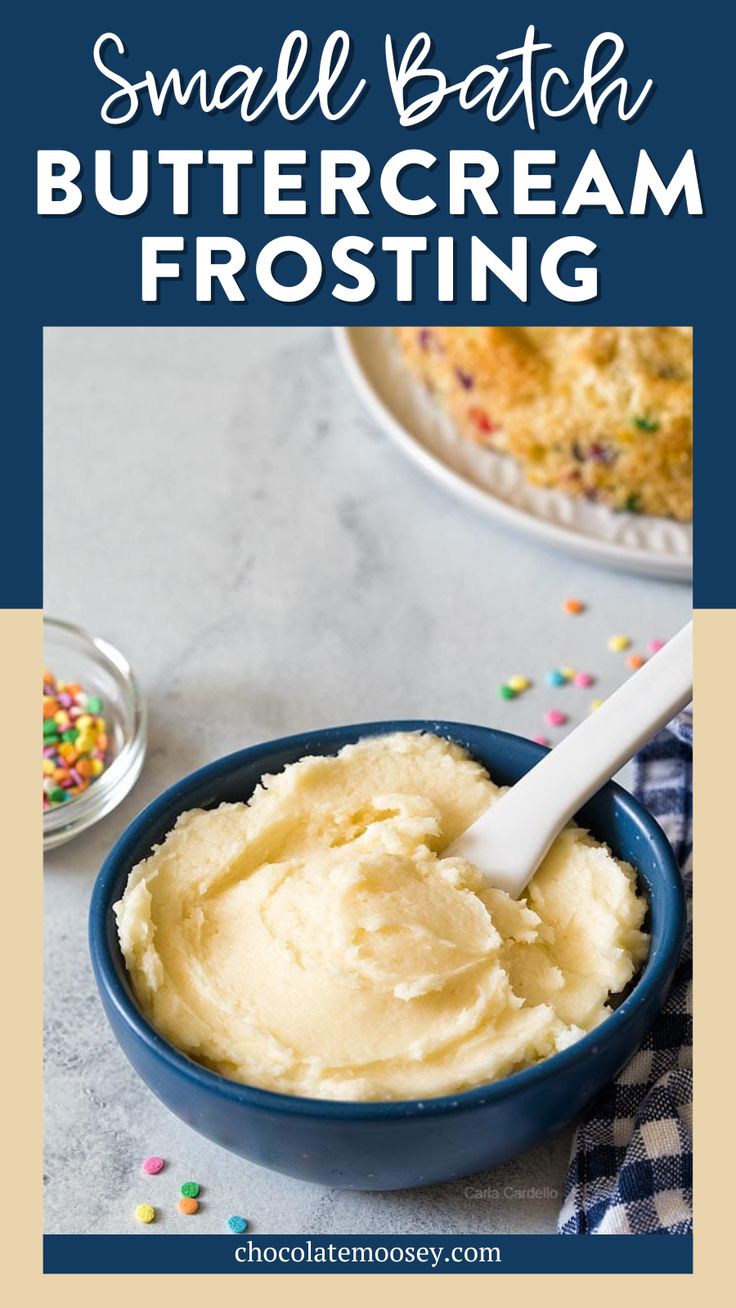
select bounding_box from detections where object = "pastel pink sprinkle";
[142,1156,165,1175]
[532,735,550,747]
[545,709,567,727]
[647,639,665,653]
[573,672,595,688]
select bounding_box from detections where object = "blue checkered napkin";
[558,712,692,1235]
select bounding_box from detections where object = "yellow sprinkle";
[135,1203,156,1225]
[560,666,576,681]
[608,634,630,652]
[589,698,604,713]
[43,759,55,776]
[91,758,105,777]
[76,714,93,730]
[508,675,530,692]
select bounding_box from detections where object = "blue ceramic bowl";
[90,720,685,1191]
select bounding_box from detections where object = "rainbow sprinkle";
[43,669,108,809]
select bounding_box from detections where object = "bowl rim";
[89,719,686,1121]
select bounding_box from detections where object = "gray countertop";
[43,326,691,1235]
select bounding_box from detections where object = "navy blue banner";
[44,1233,693,1275]
[4,0,733,607]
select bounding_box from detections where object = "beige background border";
[5,606,730,1301]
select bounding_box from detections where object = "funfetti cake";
[396,326,692,521]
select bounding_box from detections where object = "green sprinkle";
[632,415,660,433]
[86,695,103,714]
[180,1181,200,1198]
[498,684,517,700]
[62,728,79,743]
[43,718,59,735]
[625,493,643,513]
[49,787,68,803]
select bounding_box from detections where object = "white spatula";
[446,621,692,896]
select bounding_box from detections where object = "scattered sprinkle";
[560,666,576,682]
[227,1216,249,1234]
[42,669,109,809]
[563,598,585,615]
[608,634,630,652]
[467,406,496,435]
[507,675,530,693]
[632,414,660,433]
[532,735,550,747]
[572,669,596,690]
[180,1181,200,1198]
[546,669,567,687]
[178,1196,199,1215]
[142,1156,165,1176]
[573,672,595,688]
[135,1203,156,1225]
[648,638,665,653]
[627,654,645,670]
[498,684,517,700]
[590,699,605,713]
[545,709,567,727]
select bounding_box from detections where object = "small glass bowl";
[44,617,147,850]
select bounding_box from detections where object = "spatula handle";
[452,621,693,896]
